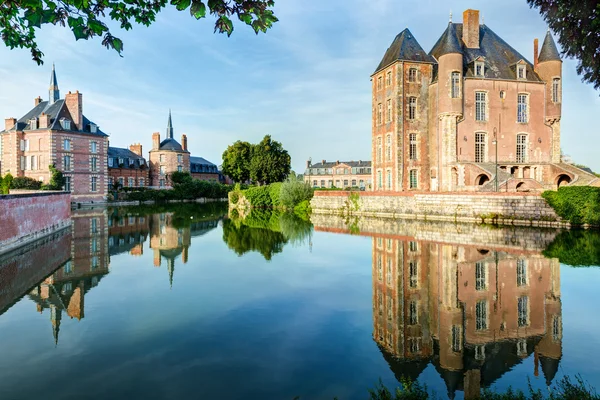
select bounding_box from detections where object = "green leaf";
[72,25,87,40]
[189,1,206,19]
[111,37,124,53]
[88,19,106,35]
[171,0,191,11]
[238,12,252,24]
[24,10,43,28]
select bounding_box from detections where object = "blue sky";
[0,0,598,173]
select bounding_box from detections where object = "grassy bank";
[542,187,600,226]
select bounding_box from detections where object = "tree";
[1,0,277,64]
[221,140,252,183]
[528,0,600,90]
[44,164,65,190]
[249,135,291,185]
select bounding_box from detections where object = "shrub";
[244,185,272,207]
[542,187,600,225]
[293,199,312,220]
[11,176,42,190]
[171,171,193,185]
[279,176,313,209]
[43,164,65,190]
[543,229,600,267]
[1,173,13,194]
[268,182,283,207]
[230,191,240,204]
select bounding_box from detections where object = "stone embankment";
[0,192,72,255]
[310,191,566,228]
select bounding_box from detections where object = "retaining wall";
[311,191,564,228]
[0,192,72,254]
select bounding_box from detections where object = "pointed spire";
[166,109,174,139]
[49,63,60,104]
[449,10,452,23]
[167,258,175,289]
[538,30,561,62]
[50,306,61,347]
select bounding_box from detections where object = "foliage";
[249,135,291,185]
[42,164,65,190]
[368,378,429,400]
[170,171,193,185]
[542,187,600,225]
[527,0,600,90]
[230,191,240,205]
[111,202,227,229]
[243,185,272,207]
[268,182,282,207]
[10,176,42,190]
[293,200,312,220]
[123,180,232,202]
[279,174,313,209]
[221,140,252,183]
[0,173,13,194]
[543,229,600,267]
[1,0,277,64]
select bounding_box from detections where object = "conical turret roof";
[538,30,561,62]
[374,28,436,74]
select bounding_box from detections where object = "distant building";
[107,144,150,188]
[149,111,219,187]
[304,159,372,189]
[372,9,597,192]
[0,65,108,202]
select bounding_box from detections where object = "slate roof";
[159,138,186,152]
[309,160,372,169]
[190,156,218,173]
[108,146,147,169]
[538,30,561,62]
[0,99,107,136]
[430,24,543,82]
[374,28,436,74]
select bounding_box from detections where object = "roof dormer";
[515,59,528,80]
[473,56,486,77]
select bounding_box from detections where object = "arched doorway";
[476,174,490,186]
[556,174,572,188]
[516,182,526,191]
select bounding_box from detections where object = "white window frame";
[91,156,98,172]
[91,141,97,153]
[475,262,486,291]
[377,103,383,125]
[475,91,487,121]
[476,300,488,330]
[552,78,561,103]
[386,99,392,122]
[409,133,417,160]
[451,72,461,98]
[408,97,417,120]
[409,169,418,189]
[475,132,487,163]
[516,134,528,163]
[475,61,485,77]
[91,176,98,192]
[517,64,526,80]
[64,138,71,151]
[63,155,71,171]
[386,169,392,190]
[408,68,418,83]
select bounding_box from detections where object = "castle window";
[409,133,417,160]
[377,137,382,163]
[118,157,124,165]
[408,97,417,120]
[178,154,183,163]
[63,155,71,171]
[408,68,417,82]
[160,154,165,162]
[60,119,71,130]
[517,94,529,123]
[518,296,529,327]
[386,71,392,86]
[386,134,391,160]
[128,177,134,187]
[475,132,487,162]
[377,103,383,125]
[409,261,418,288]
[475,262,486,291]
[91,176,97,192]
[476,300,488,330]
[517,259,527,286]
[409,169,418,189]
[552,78,561,103]
[377,170,382,189]
[90,123,97,133]
[517,65,526,80]
[108,158,113,167]
[178,165,183,172]
[451,72,461,98]
[30,118,37,130]
[386,99,392,122]
[516,134,528,163]
[377,76,383,90]
[64,176,71,192]
[91,157,98,172]
[452,326,462,352]
[91,141,97,153]
[409,301,418,325]
[475,91,487,121]
[386,170,391,189]
[30,155,36,170]
[160,165,166,175]
[475,61,484,77]
[118,177,124,187]
[409,241,418,252]
[139,178,145,187]
[63,138,71,151]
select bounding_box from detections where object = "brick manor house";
[304,159,372,189]
[372,9,599,193]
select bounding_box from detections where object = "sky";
[0,0,598,173]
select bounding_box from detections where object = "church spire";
[49,63,60,104]
[166,109,174,139]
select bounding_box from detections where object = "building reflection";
[372,236,562,399]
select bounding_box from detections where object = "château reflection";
[371,235,562,399]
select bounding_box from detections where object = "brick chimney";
[4,118,16,131]
[130,143,143,156]
[322,159,326,164]
[181,134,188,151]
[34,96,43,106]
[152,132,160,150]
[39,113,51,129]
[534,38,539,70]
[462,9,480,49]
[306,160,312,168]
[65,91,83,130]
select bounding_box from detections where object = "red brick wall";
[191,172,219,182]
[108,167,150,187]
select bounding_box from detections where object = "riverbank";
[310,191,577,228]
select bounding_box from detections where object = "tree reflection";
[222,209,313,261]
[543,229,600,267]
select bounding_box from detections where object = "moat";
[0,203,599,400]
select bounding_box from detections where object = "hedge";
[11,176,42,190]
[542,187,600,226]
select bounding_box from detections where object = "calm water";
[1,203,599,400]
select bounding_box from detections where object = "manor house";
[372,9,598,193]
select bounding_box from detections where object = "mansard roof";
[374,28,436,74]
[190,156,218,173]
[538,30,561,62]
[108,146,146,169]
[430,23,543,82]
[0,99,107,136]
[190,156,216,167]
[309,160,372,169]
[158,138,186,152]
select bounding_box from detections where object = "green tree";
[249,135,291,185]
[221,140,252,183]
[1,0,277,64]
[44,164,66,190]
[528,0,600,90]
[0,173,13,194]
[170,171,193,185]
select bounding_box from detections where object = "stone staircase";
[551,163,600,187]
[471,163,513,192]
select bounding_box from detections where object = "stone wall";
[0,192,72,254]
[311,191,563,228]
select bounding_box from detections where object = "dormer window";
[60,118,71,130]
[475,61,485,77]
[108,158,114,167]
[118,157,124,166]
[517,65,526,80]
[30,118,37,130]
[90,123,97,133]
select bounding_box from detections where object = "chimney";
[462,9,480,49]
[39,113,51,129]
[4,118,16,131]
[336,160,340,165]
[322,159,326,164]
[130,143,143,157]
[306,160,312,169]
[65,91,83,130]
[534,38,539,70]
[181,134,188,151]
[152,132,160,150]
[34,96,43,106]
